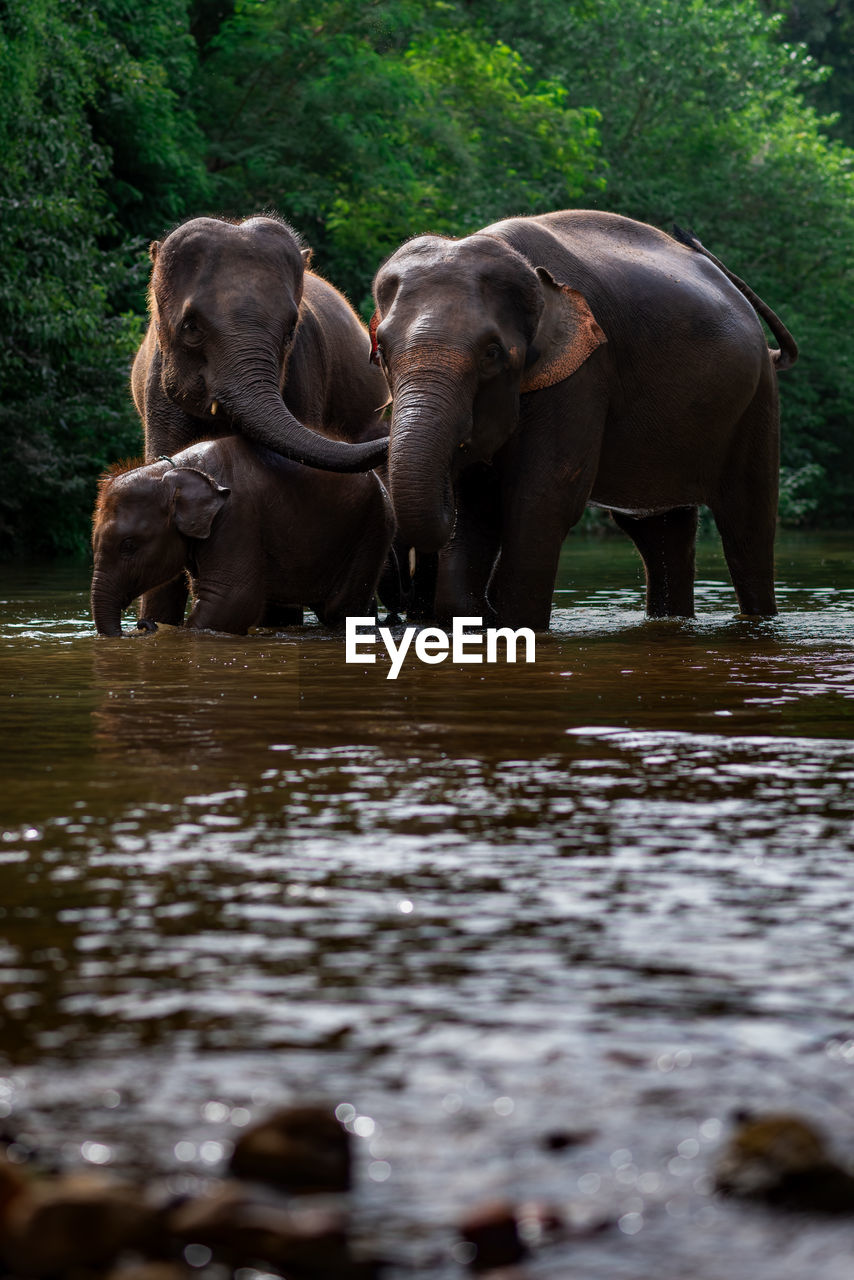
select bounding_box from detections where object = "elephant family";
[132,213,390,624]
[91,437,394,636]
[370,211,798,630]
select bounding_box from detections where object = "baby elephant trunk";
[91,571,127,637]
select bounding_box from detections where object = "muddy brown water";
[2,531,854,1277]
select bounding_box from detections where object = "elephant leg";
[487,521,566,631]
[610,506,698,617]
[139,574,189,627]
[187,586,264,634]
[262,604,304,627]
[488,384,605,630]
[143,357,206,460]
[407,553,438,621]
[318,509,394,628]
[489,478,591,631]
[376,542,406,619]
[709,382,779,616]
[136,371,200,627]
[434,466,502,623]
[713,503,778,616]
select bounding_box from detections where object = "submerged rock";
[458,1200,527,1272]
[0,1152,28,1217]
[167,1182,379,1276]
[105,1265,191,1280]
[0,1170,156,1276]
[228,1104,352,1192]
[715,1112,854,1213]
[540,1128,595,1153]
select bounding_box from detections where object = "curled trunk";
[231,381,387,473]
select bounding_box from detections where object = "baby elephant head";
[91,462,230,636]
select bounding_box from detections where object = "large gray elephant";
[132,213,390,625]
[370,211,797,630]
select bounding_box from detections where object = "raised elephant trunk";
[388,369,471,552]
[227,377,388,474]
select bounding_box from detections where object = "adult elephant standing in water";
[370,211,797,630]
[123,214,390,627]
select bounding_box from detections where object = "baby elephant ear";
[521,267,606,393]
[162,468,230,539]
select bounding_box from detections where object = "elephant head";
[91,461,229,636]
[146,216,386,473]
[371,234,605,551]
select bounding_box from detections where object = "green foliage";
[761,0,854,143]
[0,0,206,555]
[3,0,854,553]
[474,0,854,521]
[194,0,602,306]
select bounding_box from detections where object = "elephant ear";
[162,468,230,539]
[521,267,606,393]
[369,312,381,366]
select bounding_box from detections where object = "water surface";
[2,532,854,1277]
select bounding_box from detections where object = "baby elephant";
[91,436,394,636]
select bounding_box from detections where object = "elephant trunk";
[227,373,387,473]
[388,369,471,552]
[91,572,126,637]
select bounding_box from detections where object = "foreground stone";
[715,1112,854,1213]
[0,1165,156,1277]
[458,1200,527,1272]
[228,1103,352,1192]
[167,1182,379,1277]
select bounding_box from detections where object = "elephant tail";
[672,224,798,372]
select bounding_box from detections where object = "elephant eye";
[480,342,506,374]
[119,537,137,556]
[180,316,204,345]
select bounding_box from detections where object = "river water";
[2,532,854,1277]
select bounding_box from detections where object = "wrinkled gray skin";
[371,210,797,630]
[130,214,390,625]
[91,437,394,637]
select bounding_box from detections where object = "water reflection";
[1,535,854,1277]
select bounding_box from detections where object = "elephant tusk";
[211,400,218,416]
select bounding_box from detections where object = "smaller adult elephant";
[371,211,798,630]
[132,213,390,625]
[91,437,394,636]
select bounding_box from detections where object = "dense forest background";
[1,0,852,554]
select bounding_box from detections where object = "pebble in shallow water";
[457,1200,528,1272]
[0,1162,156,1277]
[228,1103,352,1193]
[105,1267,191,1280]
[166,1182,378,1277]
[714,1113,854,1213]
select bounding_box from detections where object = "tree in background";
[0,0,208,554]
[2,0,853,552]
[192,0,602,308]
[472,0,854,521]
[762,0,854,144]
